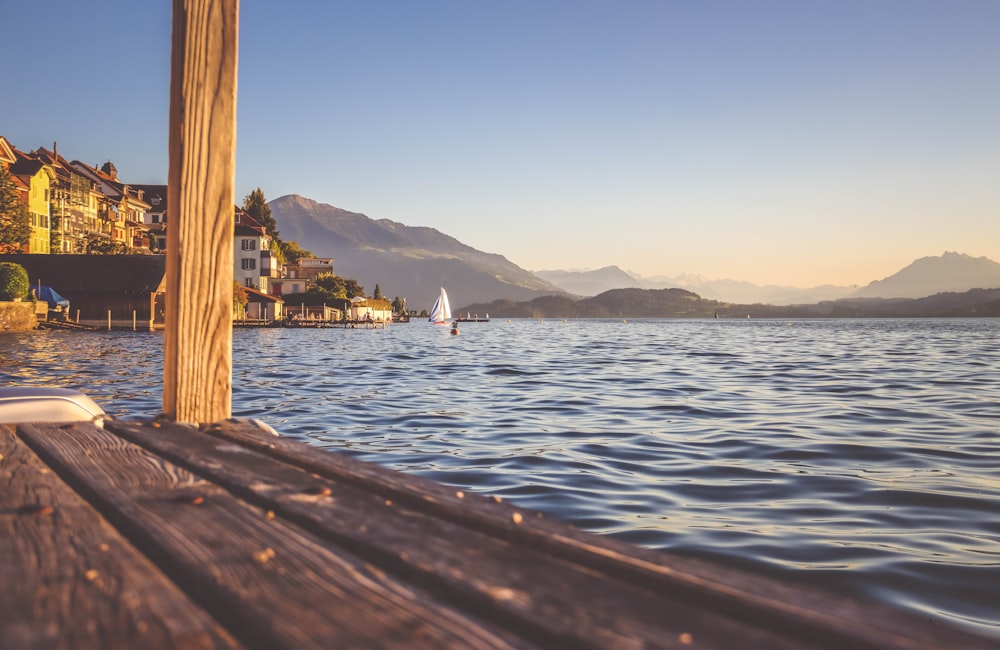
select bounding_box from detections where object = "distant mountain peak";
[267,194,565,306]
[854,251,1000,299]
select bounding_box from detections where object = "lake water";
[3,318,999,639]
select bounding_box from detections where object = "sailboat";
[457,311,490,323]
[428,287,452,324]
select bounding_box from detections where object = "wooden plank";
[0,424,240,650]
[16,422,529,650]
[164,0,239,423]
[110,420,796,649]
[115,420,996,650]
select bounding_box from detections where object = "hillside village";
[0,135,394,328]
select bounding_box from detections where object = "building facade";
[234,208,280,291]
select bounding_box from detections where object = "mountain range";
[269,194,1000,311]
[269,195,563,307]
[535,252,1000,304]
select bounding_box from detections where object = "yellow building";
[10,153,55,254]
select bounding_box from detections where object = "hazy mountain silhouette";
[852,252,1000,299]
[537,253,1000,304]
[459,287,1000,319]
[535,266,855,304]
[533,266,642,296]
[268,194,564,308]
[269,195,999,310]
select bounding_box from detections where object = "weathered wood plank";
[111,420,795,649]
[118,419,995,650]
[16,422,529,650]
[0,424,240,650]
[164,0,239,423]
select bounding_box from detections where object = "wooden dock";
[2,418,992,649]
[5,3,988,647]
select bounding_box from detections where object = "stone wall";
[0,302,38,331]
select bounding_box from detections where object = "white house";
[347,296,392,322]
[234,208,280,291]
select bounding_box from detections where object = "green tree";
[0,166,31,253]
[315,273,346,297]
[280,240,314,265]
[270,239,286,265]
[391,296,406,314]
[49,215,62,253]
[373,283,382,300]
[0,262,30,300]
[86,234,128,255]
[242,187,278,239]
[233,281,249,311]
[342,277,364,299]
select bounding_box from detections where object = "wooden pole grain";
[164,0,239,423]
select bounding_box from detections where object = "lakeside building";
[0,254,166,329]
[234,208,281,292]
[241,285,285,321]
[5,145,55,254]
[131,184,168,252]
[69,161,152,252]
[269,257,335,296]
[347,295,392,322]
[30,145,103,254]
[2,136,390,323]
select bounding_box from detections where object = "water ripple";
[2,318,999,639]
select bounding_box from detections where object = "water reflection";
[1,319,999,637]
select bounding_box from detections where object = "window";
[242,239,256,251]
[241,258,256,270]
[245,278,255,288]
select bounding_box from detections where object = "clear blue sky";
[4,1,998,287]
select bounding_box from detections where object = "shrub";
[0,262,30,301]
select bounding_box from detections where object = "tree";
[343,277,364,299]
[0,166,31,253]
[86,234,128,255]
[233,280,249,311]
[49,215,62,253]
[315,272,346,297]
[0,262,30,301]
[373,283,382,300]
[308,272,364,301]
[242,187,278,239]
[280,240,314,265]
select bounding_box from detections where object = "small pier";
[4,4,988,647]
[2,418,992,649]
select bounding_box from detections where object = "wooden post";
[164,0,239,423]
[107,309,112,331]
[132,310,137,331]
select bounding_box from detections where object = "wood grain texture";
[111,420,805,649]
[16,422,527,650]
[6,420,994,649]
[1,424,240,650]
[164,0,239,423]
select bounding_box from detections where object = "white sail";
[428,287,452,323]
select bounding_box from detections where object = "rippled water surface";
[3,318,999,638]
